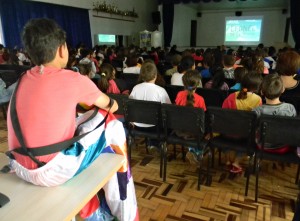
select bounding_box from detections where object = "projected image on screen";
[225,16,263,46]
[98,34,116,45]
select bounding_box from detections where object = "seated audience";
[98,63,129,94]
[222,71,263,173]
[123,54,141,74]
[130,62,171,152]
[223,55,235,79]
[204,68,229,91]
[254,73,296,153]
[230,67,248,91]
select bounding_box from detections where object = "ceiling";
[184,0,289,11]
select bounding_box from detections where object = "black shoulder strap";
[8,73,113,167]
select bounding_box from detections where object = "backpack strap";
[7,73,113,167]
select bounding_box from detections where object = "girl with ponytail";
[175,69,206,110]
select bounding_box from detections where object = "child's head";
[222,55,235,67]
[177,56,195,73]
[237,71,262,100]
[77,62,92,78]
[139,62,157,82]
[234,67,248,83]
[211,68,226,89]
[98,63,115,92]
[261,73,284,100]
[100,63,115,80]
[182,69,201,90]
[22,18,67,66]
[182,69,201,107]
[276,50,300,76]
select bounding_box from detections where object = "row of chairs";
[109,93,300,201]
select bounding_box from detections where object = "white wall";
[29,0,158,46]
[171,4,197,47]
[169,4,293,49]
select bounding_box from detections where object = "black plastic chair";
[254,115,300,202]
[207,107,258,196]
[196,88,228,107]
[120,73,139,92]
[107,93,129,116]
[164,84,184,104]
[161,104,211,188]
[123,99,164,178]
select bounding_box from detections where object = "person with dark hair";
[171,55,201,87]
[79,48,98,78]
[175,69,206,164]
[230,67,248,91]
[254,73,296,153]
[222,71,262,173]
[7,18,139,221]
[200,51,214,79]
[98,63,129,94]
[123,53,141,74]
[204,68,229,91]
[165,54,182,76]
[223,54,235,79]
[175,69,206,109]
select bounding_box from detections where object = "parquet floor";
[0,115,297,221]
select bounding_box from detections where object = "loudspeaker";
[152,11,161,25]
[235,11,242,16]
[190,20,197,47]
[197,12,202,17]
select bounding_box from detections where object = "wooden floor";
[0,115,297,221]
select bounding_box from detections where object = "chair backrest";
[107,93,129,115]
[195,88,227,107]
[124,99,162,126]
[164,84,184,104]
[259,114,300,147]
[207,107,257,140]
[161,103,205,137]
[120,73,139,91]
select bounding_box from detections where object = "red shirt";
[8,66,102,169]
[175,90,206,111]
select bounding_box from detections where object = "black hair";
[21,18,66,65]
[177,55,195,73]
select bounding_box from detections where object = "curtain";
[162,3,174,47]
[290,0,300,50]
[0,0,92,49]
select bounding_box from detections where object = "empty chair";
[196,88,227,107]
[161,103,210,188]
[254,114,300,202]
[120,73,139,92]
[206,107,258,196]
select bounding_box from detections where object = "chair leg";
[245,153,254,196]
[296,164,300,185]
[206,148,213,187]
[255,158,260,202]
[218,149,222,166]
[162,142,168,181]
[127,135,133,165]
[211,147,215,168]
[198,154,203,191]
